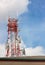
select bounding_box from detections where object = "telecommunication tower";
[6,17,25,57]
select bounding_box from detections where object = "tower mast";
[6,17,25,57]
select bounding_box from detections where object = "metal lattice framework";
[6,17,22,57]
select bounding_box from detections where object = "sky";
[20,0,45,48]
[0,0,45,57]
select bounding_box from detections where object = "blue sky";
[19,0,45,48]
[0,0,45,49]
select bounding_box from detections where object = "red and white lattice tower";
[6,17,24,57]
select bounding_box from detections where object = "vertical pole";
[6,31,10,57]
[15,32,17,56]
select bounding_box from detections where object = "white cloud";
[0,0,29,20]
[0,44,5,57]
[25,46,45,56]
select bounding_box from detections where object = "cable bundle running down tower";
[6,17,25,57]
